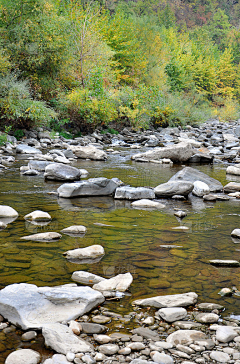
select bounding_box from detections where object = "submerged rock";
[0,283,104,330]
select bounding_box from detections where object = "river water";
[1,147,240,361]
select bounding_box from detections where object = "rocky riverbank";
[1,118,240,363]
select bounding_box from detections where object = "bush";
[0,74,57,129]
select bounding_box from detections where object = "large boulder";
[131,142,195,163]
[114,187,155,200]
[70,145,107,160]
[42,323,93,354]
[16,144,41,154]
[44,163,81,181]
[0,283,104,330]
[169,167,223,192]
[154,181,193,197]
[57,178,118,198]
[133,292,198,308]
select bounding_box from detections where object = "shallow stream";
[1,148,240,361]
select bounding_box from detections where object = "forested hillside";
[0,0,239,137]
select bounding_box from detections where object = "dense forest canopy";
[0,0,239,137]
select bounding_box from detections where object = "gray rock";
[70,145,107,160]
[131,142,195,163]
[157,307,187,322]
[210,351,230,362]
[154,181,193,197]
[169,166,223,192]
[115,187,155,200]
[93,273,133,293]
[5,349,41,364]
[44,163,81,181]
[0,283,104,329]
[22,169,39,176]
[133,292,198,308]
[16,144,41,154]
[224,182,240,193]
[71,271,106,285]
[42,323,92,354]
[21,232,62,241]
[81,323,106,334]
[192,181,210,197]
[131,327,160,341]
[63,245,105,262]
[216,326,238,343]
[28,160,52,171]
[166,330,207,345]
[57,178,118,198]
[195,312,219,323]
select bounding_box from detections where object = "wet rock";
[131,199,165,209]
[133,292,198,308]
[22,169,39,176]
[16,144,41,154]
[0,283,104,329]
[0,205,18,218]
[58,178,118,198]
[216,326,238,343]
[93,273,133,293]
[157,307,187,322]
[70,145,107,160]
[44,163,81,181]
[218,288,232,296]
[21,232,62,241]
[209,260,240,267]
[63,245,105,262]
[192,181,210,197]
[224,182,240,193]
[71,271,106,285]
[166,330,207,346]
[115,187,155,200]
[169,166,223,192]
[42,323,93,354]
[5,349,41,364]
[61,225,87,235]
[24,210,51,221]
[131,142,195,163]
[154,181,194,197]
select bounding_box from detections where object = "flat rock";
[0,283,104,329]
[131,142,195,163]
[57,178,118,198]
[224,182,240,193]
[173,321,203,330]
[61,225,87,235]
[132,327,160,341]
[0,205,18,218]
[166,330,207,346]
[131,199,165,209]
[70,145,107,160]
[157,307,187,322]
[44,163,81,181]
[169,166,223,192]
[63,245,105,263]
[210,260,240,267]
[24,210,51,221]
[197,303,224,311]
[71,271,105,285]
[42,323,92,354]
[16,144,41,154]
[21,232,61,241]
[154,181,193,197]
[133,292,198,308]
[5,349,41,364]
[115,187,155,200]
[210,351,230,362]
[93,273,133,292]
[216,326,238,343]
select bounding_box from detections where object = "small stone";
[94,353,106,361]
[24,210,51,221]
[151,351,174,364]
[216,326,238,343]
[174,210,187,218]
[94,335,112,344]
[157,307,187,323]
[92,315,110,324]
[127,342,145,351]
[195,312,219,323]
[21,330,37,341]
[218,288,232,296]
[118,347,131,355]
[98,344,119,355]
[210,350,230,362]
[69,321,82,335]
[66,352,76,362]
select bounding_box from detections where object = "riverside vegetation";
[0,0,239,138]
